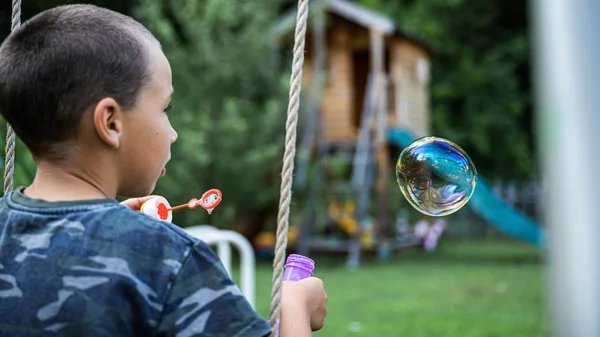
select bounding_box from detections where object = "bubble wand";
[139,188,222,222]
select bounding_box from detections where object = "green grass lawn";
[236,240,548,337]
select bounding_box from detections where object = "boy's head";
[0,4,177,197]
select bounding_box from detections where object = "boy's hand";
[120,195,159,211]
[282,277,328,331]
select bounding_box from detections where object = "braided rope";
[4,0,22,194]
[268,0,310,335]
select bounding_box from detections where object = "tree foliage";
[359,0,535,180]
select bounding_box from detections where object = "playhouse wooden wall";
[302,15,431,144]
[388,39,431,138]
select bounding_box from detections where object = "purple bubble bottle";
[283,254,315,281]
[271,254,315,336]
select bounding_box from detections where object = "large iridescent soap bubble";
[396,136,477,216]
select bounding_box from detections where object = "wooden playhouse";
[273,0,434,144]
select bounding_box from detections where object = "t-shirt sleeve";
[156,240,272,337]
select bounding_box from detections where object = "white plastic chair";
[185,225,256,308]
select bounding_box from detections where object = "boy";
[0,4,327,337]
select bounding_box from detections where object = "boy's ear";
[93,97,123,149]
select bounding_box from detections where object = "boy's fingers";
[120,195,159,211]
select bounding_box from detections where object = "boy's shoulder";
[86,202,227,271]
[90,200,201,251]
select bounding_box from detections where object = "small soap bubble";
[396,136,477,216]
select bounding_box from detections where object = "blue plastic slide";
[387,127,546,247]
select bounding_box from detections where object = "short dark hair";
[0,4,155,160]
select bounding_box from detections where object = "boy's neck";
[24,160,116,202]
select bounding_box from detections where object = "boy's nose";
[170,127,178,143]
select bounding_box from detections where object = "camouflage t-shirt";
[0,188,272,337]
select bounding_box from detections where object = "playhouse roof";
[271,0,435,53]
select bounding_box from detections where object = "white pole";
[532,1,600,336]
